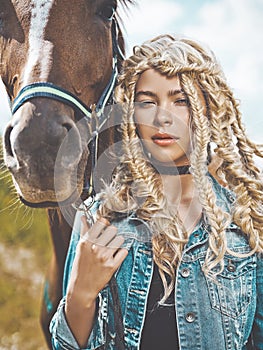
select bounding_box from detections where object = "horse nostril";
[56,122,82,168]
[62,122,73,132]
[4,124,14,158]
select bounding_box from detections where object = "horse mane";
[118,0,136,14]
[116,0,136,57]
[116,0,136,28]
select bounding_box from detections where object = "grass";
[0,165,52,349]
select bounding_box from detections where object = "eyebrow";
[134,91,157,99]
[135,89,185,100]
[167,89,185,97]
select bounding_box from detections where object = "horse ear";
[0,1,25,43]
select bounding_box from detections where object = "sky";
[1,0,262,149]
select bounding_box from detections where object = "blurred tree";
[0,139,51,349]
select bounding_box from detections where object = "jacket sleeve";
[50,297,81,350]
[50,293,108,350]
[252,253,263,349]
[49,209,82,349]
[49,208,109,350]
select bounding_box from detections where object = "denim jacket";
[50,176,263,350]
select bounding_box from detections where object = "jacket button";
[227,263,236,272]
[185,312,196,323]
[181,268,190,278]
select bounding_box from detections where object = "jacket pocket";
[200,255,256,319]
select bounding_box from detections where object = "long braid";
[180,73,231,273]
[206,75,262,177]
[201,76,263,253]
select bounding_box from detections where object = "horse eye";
[97,3,117,21]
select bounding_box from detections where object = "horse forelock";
[23,0,55,84]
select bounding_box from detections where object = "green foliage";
[0,171,51,264]
[0,158,51,348]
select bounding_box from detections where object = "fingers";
[81,216,109,240]
[90,226,125,251]
[113,248,129,265]
[93,225,118,247]
[89,217,110,239]
[75,216,128,294]
[81,216,124,250]
[90,243,128,272]
[107,235,125,249]
[80,215,91,238]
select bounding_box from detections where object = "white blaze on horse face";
[23,0,55,84]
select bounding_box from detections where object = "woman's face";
[134,69,192,167]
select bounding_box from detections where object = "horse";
[0,0,132,347]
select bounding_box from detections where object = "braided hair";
[99,34,263,301]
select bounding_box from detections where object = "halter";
[11,19,123,204]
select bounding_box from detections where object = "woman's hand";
[69,216,128,305]
[65,216,128,347]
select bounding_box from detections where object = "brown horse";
[0,0,132,347]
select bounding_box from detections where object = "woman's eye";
[136,101,156,108]
[174,98,189,106]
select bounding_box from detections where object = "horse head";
[1,0,127,207]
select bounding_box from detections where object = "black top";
[140,264,179,350]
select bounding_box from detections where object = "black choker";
[151,164,191,175]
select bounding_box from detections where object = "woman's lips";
[152,133,178,146]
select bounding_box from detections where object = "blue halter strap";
[12,56,118,126]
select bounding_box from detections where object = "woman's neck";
[160,173,195,204]
[160,173,203,235]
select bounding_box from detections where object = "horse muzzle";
[3,100,90,206]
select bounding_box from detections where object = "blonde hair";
[99,34,263,301]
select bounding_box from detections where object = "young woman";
[50,35,263,349]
